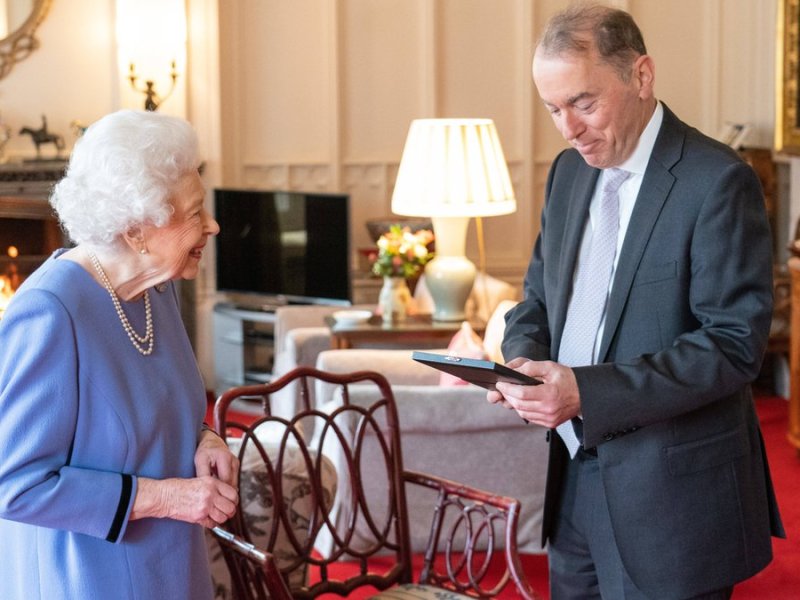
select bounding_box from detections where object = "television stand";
[233,302,282,313]
[230,296,333,314]
[227,295,289,313]
[212,303,278,395]
[212,298,355,395]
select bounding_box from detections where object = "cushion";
[371,583,476,600]
[436,300,518,386]
[207,424,338,599]
[439,321,487,386]
[466,272,519,322]
[482,299,518,363]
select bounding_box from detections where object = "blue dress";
[0,250,213,599]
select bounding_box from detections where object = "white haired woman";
[0,110,238,599]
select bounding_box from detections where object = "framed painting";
[777,0,800,153]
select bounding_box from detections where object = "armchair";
[209,367,544,600]
[268,302,372,420]
[314,348,548,554]
[265,278,544,554]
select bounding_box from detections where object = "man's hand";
[195,429,239,488]
[487,357,581,428]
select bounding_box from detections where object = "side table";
[324,313,485,350]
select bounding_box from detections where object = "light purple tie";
[557,168,631,456]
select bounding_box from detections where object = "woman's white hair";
[50,109,200,246]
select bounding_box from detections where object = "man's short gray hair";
[537,3,647,81]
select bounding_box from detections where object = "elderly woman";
[0,110,238,599]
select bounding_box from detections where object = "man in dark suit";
[488,4,785,599]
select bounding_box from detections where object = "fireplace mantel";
[0,160,67,181]
[0,160,67,200]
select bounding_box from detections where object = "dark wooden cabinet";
[787,258,800,453]
[739,148,779,257]
[740,149,798,453]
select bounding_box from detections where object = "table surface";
[324,312,485,349]
[326,312,481,332]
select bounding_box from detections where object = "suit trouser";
[548,447,733,600]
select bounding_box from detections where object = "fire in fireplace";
[0,218,63,316]
[0,245,19,315]
[0,161,69,317]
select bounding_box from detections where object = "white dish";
[332,309,373,325]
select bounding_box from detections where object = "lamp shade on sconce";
[392,118,516,321]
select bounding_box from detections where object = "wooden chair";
[209,366,542,600]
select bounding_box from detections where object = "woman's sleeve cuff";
[106,473,134,543]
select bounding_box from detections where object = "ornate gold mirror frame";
[777,0,800,154]
[0,0,52,80]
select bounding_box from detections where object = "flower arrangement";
[370,225,434,279]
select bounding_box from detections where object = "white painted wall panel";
[239,1,333,164]
[341,0,426,162]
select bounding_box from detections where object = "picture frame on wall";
[777,0,800,154]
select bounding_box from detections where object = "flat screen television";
[214,189,351,307]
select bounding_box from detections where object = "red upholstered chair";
[209,367,542,600]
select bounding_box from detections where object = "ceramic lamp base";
[425,255,476,321]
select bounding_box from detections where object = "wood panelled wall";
[213,0,774,284]
[192,0,776,385]
[217,0,536,285]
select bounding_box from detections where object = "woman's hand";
[131,476,238,528]
[195,429,239,488]
[131,430,241,528]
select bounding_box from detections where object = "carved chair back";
[210,366,541,600]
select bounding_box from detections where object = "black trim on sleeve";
[106,473,133,543]
[201,422,222,438]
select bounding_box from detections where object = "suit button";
[603,433,615,441]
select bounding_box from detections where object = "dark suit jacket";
[502,104,785,599]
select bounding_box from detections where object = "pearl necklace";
[88,252,154,356]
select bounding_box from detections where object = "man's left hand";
[493,357,581,428]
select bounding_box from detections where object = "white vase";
[379,276,411,324]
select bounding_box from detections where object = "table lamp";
[391,118,517,321]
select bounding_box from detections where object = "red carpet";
[207,396,798,598]
[734,397,799,599]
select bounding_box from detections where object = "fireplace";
[0,161,68,315]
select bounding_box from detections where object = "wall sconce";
[127,60,179,112]
[115,0,186,112]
